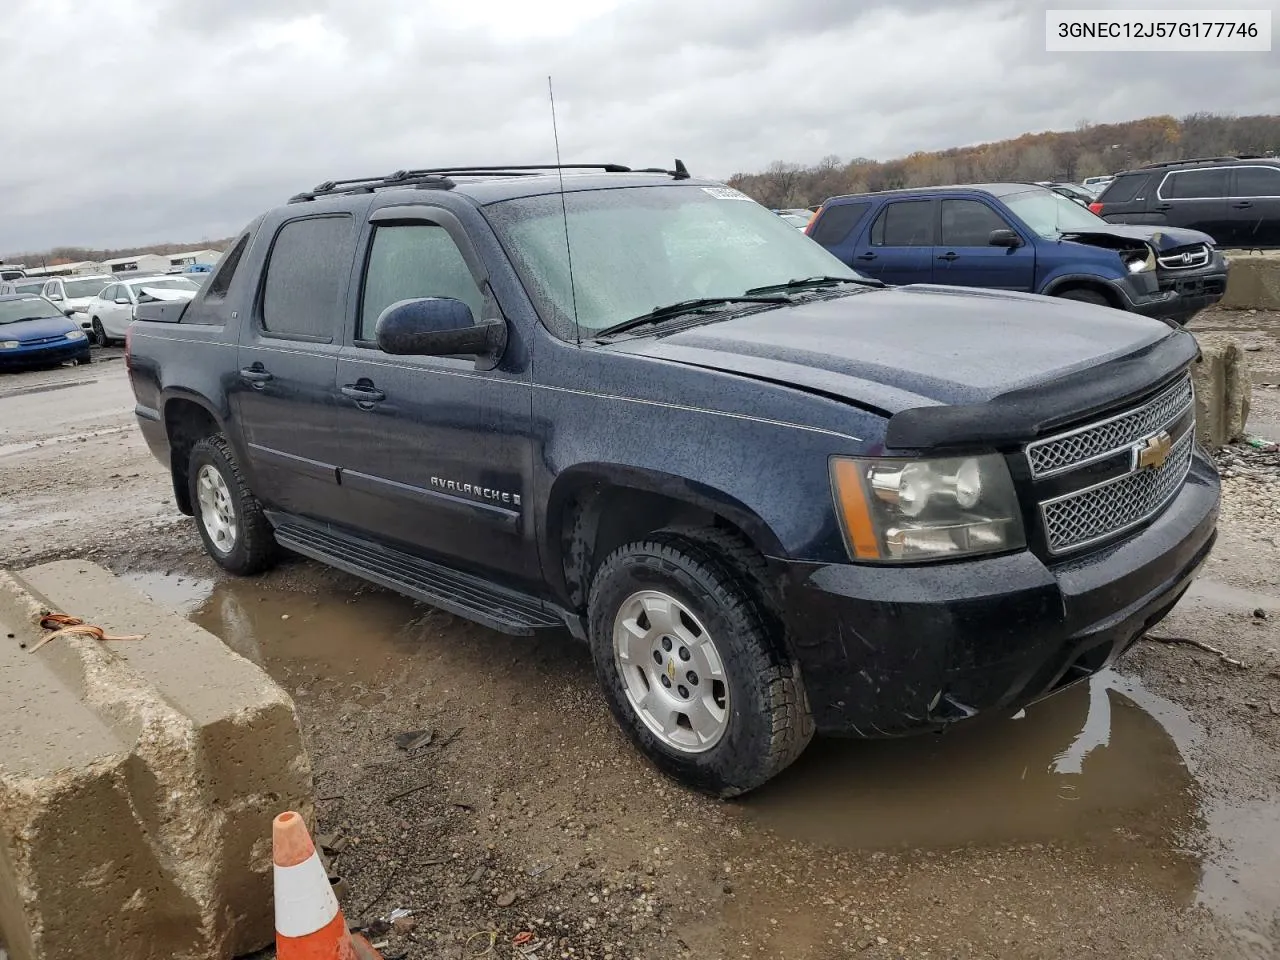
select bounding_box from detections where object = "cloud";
[0,0,1275,251]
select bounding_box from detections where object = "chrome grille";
[1026,374,1193,478]
[1040,428,1194,554]
[1157,244,1210,270]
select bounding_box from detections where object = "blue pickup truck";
[806,183,1228,324]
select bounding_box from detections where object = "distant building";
[102,253,171,275]
[163,249,222,273]
[23,260,104,277]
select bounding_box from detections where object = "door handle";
[239,365,273,387]
[855,252,877,261]
[936,252,959,262]
[1231,201,1253,209]
[1156,202,1172,210]
[341,381,386,407]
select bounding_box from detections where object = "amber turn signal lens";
[830,459,881,560]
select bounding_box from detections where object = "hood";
[1,314,79,342]
[1060,223,1213,251]
[64,296,96,310]
[614,285,1197,450]
[138,286,197,302]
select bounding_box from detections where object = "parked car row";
[805,180,1228,324]
[126,162,1219,796]
[0,271,203,367]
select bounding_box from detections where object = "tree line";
[3,238,234,270]
[727,113,1280,209]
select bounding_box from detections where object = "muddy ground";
[2,311,1279,960]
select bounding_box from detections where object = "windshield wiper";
[593,296,788,339]
[745,275,884,295]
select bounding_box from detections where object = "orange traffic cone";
[273,811,384,960]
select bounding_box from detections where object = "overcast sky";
[1,0,1276,253]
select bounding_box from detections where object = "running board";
[270,516,567,636]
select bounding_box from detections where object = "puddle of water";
[741,672,1198,852]
[120,569,1280,935]
[188,577,428,688]
[740,671,1280,934]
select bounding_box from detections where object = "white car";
[86,275,201,345]
[40,275,114,332]
[0,278,49,297]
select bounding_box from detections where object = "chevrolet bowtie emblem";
[666,660,677,682]
[1137,430,1173,470]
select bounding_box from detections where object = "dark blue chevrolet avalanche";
[126,165,1219,796]
[807,183,1228,324]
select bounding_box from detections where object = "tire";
[587,531,813,797]
[91,318,109,347]
[1054,288,1111,308]
[187,434,278,575]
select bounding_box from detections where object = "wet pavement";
[119,565,1280,956]
[6,317,1280,958]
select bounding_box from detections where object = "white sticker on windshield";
[701,186,753,201]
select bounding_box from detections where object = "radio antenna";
[548,75,581,346]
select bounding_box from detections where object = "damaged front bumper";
[775,449,1219,737]
[1108,249,1229,322]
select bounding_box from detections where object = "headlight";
[0,340,19,349]
[831,453,1025,562]
[65,330,87,341]
[1123,248,1155,274]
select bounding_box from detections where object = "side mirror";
[63,308,76,317]
[375,297,507,363]
[989,229,1022,248]
[115,297,131,305]
[48,294,63,301]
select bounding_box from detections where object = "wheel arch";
[544,463,786,611]
[161,391,227,515]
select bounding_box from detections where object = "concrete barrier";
[1220,253,1280,311]
[1191,333,1252,450]
[0,561,312,960]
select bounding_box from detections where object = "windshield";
[130,277,199,294]
[0,297,62,324]
[62,278,110,298]
[484,183,861,340]
[1001,187,1109,237]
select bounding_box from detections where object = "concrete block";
[1191,333,1252,450]
[1220,254,1280,311]
[0,561,313,960]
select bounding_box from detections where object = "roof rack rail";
[288,161,691,203]
[1135,155,1242,169]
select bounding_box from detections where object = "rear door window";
[1233,166,1280,198]
[1162,169,1230,200]
[1098,173,1149,203]
[869,200,936,246]
[940,199,1012,246]
[810,201,871,246]
[259,215,354,341]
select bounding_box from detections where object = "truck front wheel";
[587,532,813,797]
[187,435,277,575]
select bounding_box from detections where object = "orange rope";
[28,613,145,653]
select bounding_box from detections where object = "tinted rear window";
[1163,169,1230,200]
[870,200,935,246]
[810,201,871,246]
[1097,173,1149,204]
[1234,165,1280,197]
[260,216,353,340]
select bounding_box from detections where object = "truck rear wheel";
[587,531,813,797]
[188,435,277,575]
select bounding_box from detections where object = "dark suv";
[126,164,1219,796]
[1091,156,1280,249]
